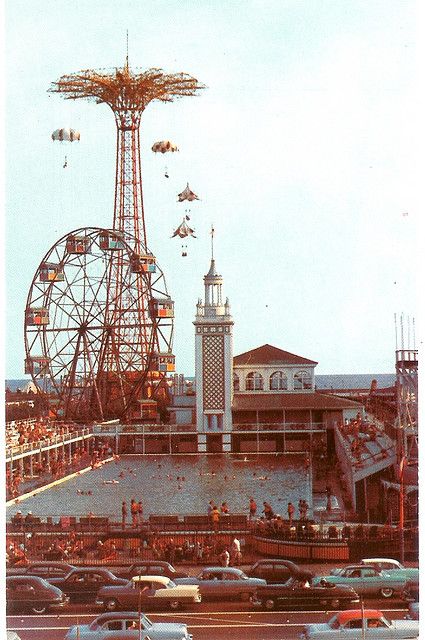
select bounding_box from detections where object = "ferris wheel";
[24,227,175,422]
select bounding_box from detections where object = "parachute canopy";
[152,140,179,154]
[51,128,80,142]
[177,182,200,202]
[172,218,196,239]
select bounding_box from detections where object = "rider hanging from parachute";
[51,127,80,168]
[151,140,179,178]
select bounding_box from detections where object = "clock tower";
[194,230,233,452]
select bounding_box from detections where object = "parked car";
[7,561,76,579]
[246,559,314,584]
[360,559,419,586]
[96,575,201,611]
[46,567,128,603]
[175,566,266,600]
[300,608,419,639]
[316,565,406,598]
[64,611,193,640]
[252,576,359,610]
[6,575,69,614]
[406,602,419,621]
[113,561,189,581]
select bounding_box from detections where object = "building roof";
[233,344,318,366]
[232,392,363,411]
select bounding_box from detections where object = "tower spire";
[210,224,215,260]
[125,30,129,70]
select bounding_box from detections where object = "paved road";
[7,602,410,640]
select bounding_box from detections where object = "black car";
[6,575,69,614]
[114,561,189,581]
[246,559,314,584]
[46,567,128,603]
[7,561,76,579]
[252,577,360,610]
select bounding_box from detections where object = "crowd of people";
[6,418,78,449]
[151,535,242,566]
[6,440,114,500]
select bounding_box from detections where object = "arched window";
[294,370,312,390]
[233,372,240,391]
[246,371,264,391]
[270,371,288,391]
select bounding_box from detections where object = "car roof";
[95,612,142,622]
[361,558,399,564]
[203,567,242,573]
[133,561,169,566]
[69,566,111,572]
[132,576,170,585]
[7,575,45,583]
[337,610,383,623]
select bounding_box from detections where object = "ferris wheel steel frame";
[24,227,173,421]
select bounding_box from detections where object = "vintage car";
[7,561,76,579]
[65,611,193,640]
[406,602,419,621]
[96,575,201,611]
[245,559,314,584]
[300,609,419,639]
[360,559,419,586]
[6,575,69,614]
[316,565,406,598]
[46,567,128,602]
[175,566,266,600]
[252,576,359,610]
[113,561,188,581]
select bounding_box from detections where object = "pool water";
[6,454,312,520]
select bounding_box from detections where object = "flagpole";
[399,455,405,564]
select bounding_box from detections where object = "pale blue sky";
[5,0,420,379]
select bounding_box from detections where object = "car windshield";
[283,577,295,587]
[328,616,340,630]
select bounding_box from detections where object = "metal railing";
[6,428,93,460]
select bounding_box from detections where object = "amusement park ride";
[24,57,205,422]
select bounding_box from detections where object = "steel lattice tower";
[42,61,205,420]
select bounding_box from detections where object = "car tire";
[105,598,118,611]
[380,588,394,599]
[169,600,180,610]
[30,604,47,614]
[263,598,276,611]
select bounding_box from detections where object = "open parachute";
[52,128,80,142]
[172,217,196,239]
[151,140,179,154]
[177,182,200,202]
[52,128,80,168]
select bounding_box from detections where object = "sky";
[4,0,421,380]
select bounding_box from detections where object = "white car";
[96,575,201,611]
[300,609,419,639]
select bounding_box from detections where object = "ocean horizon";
[6,373,396,394]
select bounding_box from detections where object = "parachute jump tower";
[24,60,204,421]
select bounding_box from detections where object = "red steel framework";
[24,62,204,421]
